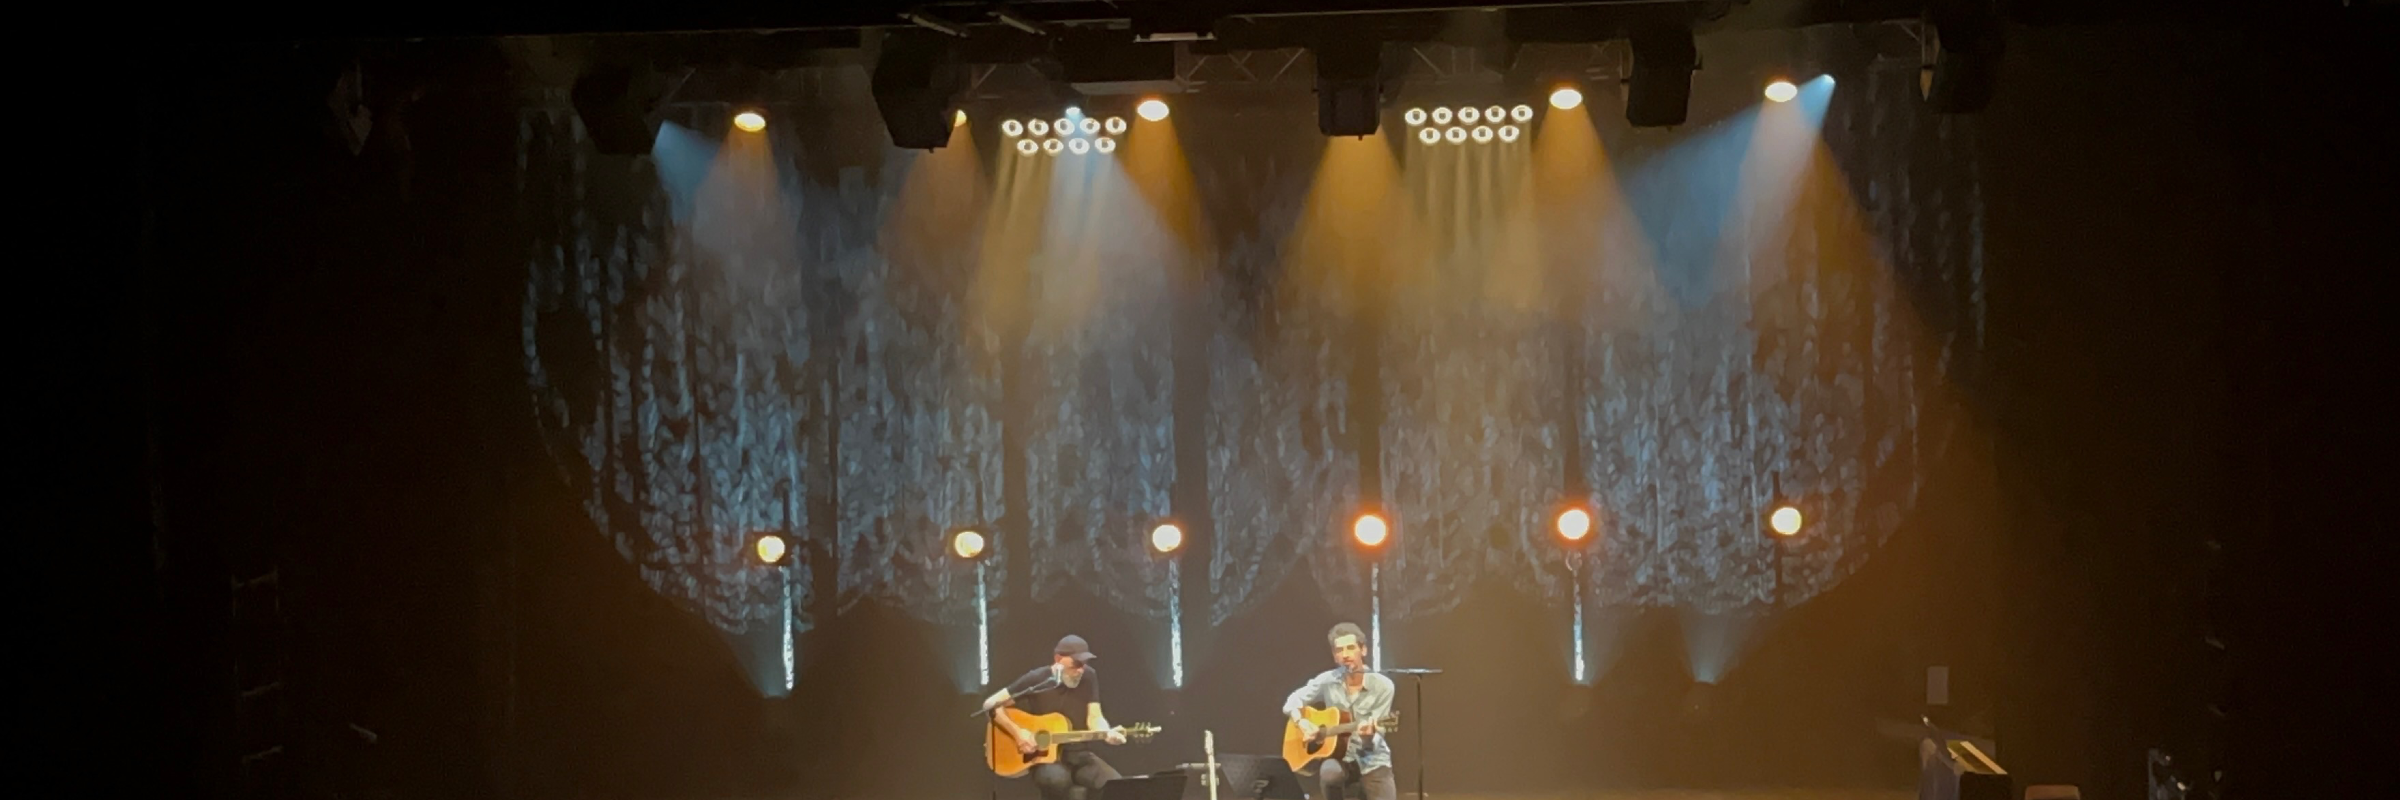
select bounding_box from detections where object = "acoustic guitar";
[1281,706,1401,772]
[985,707,1162,777]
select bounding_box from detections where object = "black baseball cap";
[1054,635,1098,662]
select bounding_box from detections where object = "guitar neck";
[1045,729,1117,744]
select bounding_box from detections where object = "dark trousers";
[1310,759,1396,800]
[1031,749,1121,800]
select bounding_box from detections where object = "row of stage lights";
[749,503,1803,566]
[719,80,1798,141]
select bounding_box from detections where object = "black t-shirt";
[1003,664,1100,747]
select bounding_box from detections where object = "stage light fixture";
[1313,39,1392,137]
[1055,116,1074,134]
[1472,125,1494,143]
[1418,127,1440,145]
[1764,80,1798,103]
[1404,107,1428,126]
[1459,106,1481,124]
[1922,0,2004,113]
[1352,513,1390,548]
[733,109,768,132]
[570,62,663,156]
[954,109,969,128]
[1066,105,1084,118]
[1626,25,1698,127]
[1002,119,1025,137]
[1068,137,1091,154]
[1016,138,1039,155]
[1104,115,1128,134]
[1136,99,1170,121]
[1432,107,1454,125]
[1770,506,1805,537]
[1029,119,1050,136]
[754,533,792,565]
[1043,138,1064,155]
[1556,508,1593,543]
[1484,105,1506,124]
[872,29,967,149]
[1510,104,1535,122]
[951,529,989,560]
[1498,124,1520,143]
[1445,126,1466,143]
[1150,523,1184,556]
[1079,117,1101,134]
[1548,86,1583,111]
[1094,136,1116,153]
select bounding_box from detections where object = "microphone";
[1380,668,1443,675]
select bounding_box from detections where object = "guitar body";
[986,707,1163,777]
[987,708,1075,777]
[1281,706,1399,773]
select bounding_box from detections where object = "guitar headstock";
[1120,723,1163,742]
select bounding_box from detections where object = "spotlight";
[1764,80,1798,103]
[732,109,768,132]
[1151,523,1184,555]
[1029,119,1050,136]
[951,529,989,560]
[1418,127,1441,145]
[1556,508,1593,543]
[1432,107,1454,125]
[1066,105,1083,117]
[1472,125,1493,143]
[1510,104,1535,122]
[754,533,792,565]
[570,62,663,156]
[1498,124,1520,143]
[1104,116,1128,134]
[1404,107,1428,126]
[1547,86,1583,111]
[1922,0,2005,113]
[1137,98,1170,121]
[1079,117,1101,135]
[1484,105,1506,124]
[1043,138,1063,155]
[1068,137,1091,154]
[1016,138,1038,155]
[871,30,967,149]
[1459,106,1481,124]
[1444,126,1466,143]
[1770,506,1805,537]
[1352,513,1389,548]
[1094,136,1116,153]
[1313,39,1392,137]
[1002,118,1025,137]
[1055,116,1074,135]
[1626,25,1698,127]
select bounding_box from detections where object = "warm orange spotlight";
[1150,523,1184,555]
[952,529,988,560]
[754,534,789,565]
[1764,80,1798,103]
[1549,86,1584,110]
[732,109,767,132]
[1769,506,1804,537]
[953,109,968,128]
[1352,513,1389,548]
[1136,98,1171,122]
[1557,508,1593,542]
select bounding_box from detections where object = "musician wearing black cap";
[981,635,1125,800]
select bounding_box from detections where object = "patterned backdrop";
[517,60,1982,637]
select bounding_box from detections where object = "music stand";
[1182,754,1305,800]
[1380,669,1442,800]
